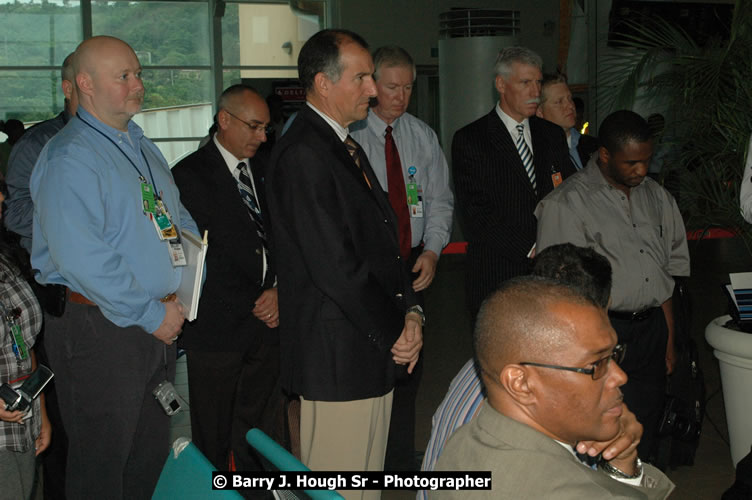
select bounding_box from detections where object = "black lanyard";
[77,113,160,195]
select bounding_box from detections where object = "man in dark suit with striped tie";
[452,46,576,319]
[172,85,285,475]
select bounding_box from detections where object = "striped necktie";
[344,135,372,189]
[236,162,268,257]
[516,123,537,193]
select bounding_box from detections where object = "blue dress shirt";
[30,107,199,334]
[568,128,585,171]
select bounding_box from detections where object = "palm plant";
[597,0,752,254]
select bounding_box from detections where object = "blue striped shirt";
[418,358,485,500]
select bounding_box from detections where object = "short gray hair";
[494,46,543,79]
[372,45,416,81]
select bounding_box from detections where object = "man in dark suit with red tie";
[266,30,423,496]
[172,85,285,475]
[452,46,576,319]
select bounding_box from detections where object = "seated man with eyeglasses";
[432,276,674,499]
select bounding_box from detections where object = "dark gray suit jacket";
[434,404,675,499]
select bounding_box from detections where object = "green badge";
[141,182,156,214]
[406,183,419,205]
[11,324,28,361]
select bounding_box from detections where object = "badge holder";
[406,165,424,218]
[141,181,186,267]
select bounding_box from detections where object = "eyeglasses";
[224,110,271,135]
[519,344,626,380]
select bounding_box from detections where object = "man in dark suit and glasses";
[452,46,576,319]
[266,29,423,499]
[172,85,285,475]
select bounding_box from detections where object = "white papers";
[176,230,208,322]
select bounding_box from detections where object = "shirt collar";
[568,127,580,149]
[583,155,647,191]
[306,102,349,142]
[76,107,144,145]
[367,109,401,137]
[495,102,530,136]
[213,133,247,177]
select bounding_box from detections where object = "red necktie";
[385,125,412,259]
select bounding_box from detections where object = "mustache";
[525,97,541,105]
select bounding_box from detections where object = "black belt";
[608,307,658,322]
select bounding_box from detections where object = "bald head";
[73,36,144,131]
[216,85,270,160]
[474,276,589,382]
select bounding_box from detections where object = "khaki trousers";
[300,390,393,500]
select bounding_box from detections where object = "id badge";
[11,324,28,361]
[551,171,563,188]
[141,181,156,214]
[407,182,424,218]
[154,200,178,241]
[169,240,187,267]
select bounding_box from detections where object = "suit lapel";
[300,106,398,234]
[203,141,258,236]
[529,116,553,194]
[487,111,536,197]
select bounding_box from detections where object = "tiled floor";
[166,237,744,499]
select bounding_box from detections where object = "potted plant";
[598,0,752,251]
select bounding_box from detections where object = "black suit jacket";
[452,110,576,315]
[266,105,417,401]
[576,133,599,167]
[172,140,274,352]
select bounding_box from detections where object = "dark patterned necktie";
[385,125,412,259]
[344,135,372,189]
[236,162,268,258]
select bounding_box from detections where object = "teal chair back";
[246,428,344,500]
[152,437,243,499]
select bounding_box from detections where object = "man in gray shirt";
[535,110,690,461]
[5,53,78,253]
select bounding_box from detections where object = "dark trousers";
[609,308,668,461]
[36,320,68,500]
[185,338,285,474]
[385,246,424,471]
[44,303,175,499]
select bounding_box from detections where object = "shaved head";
[473,275,626,445]
[474,276,588,382]
[74,36,132,76]
[73,36,144,131]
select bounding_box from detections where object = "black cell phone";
[2,364,54,412]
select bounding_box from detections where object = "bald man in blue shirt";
[30,36,199,498]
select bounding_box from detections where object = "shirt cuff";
[422,238,445,258]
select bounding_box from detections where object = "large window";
[0,0,81,122]
[0,0,327,163]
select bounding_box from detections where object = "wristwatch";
[406,305,425,326]
[600,457,643,480]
